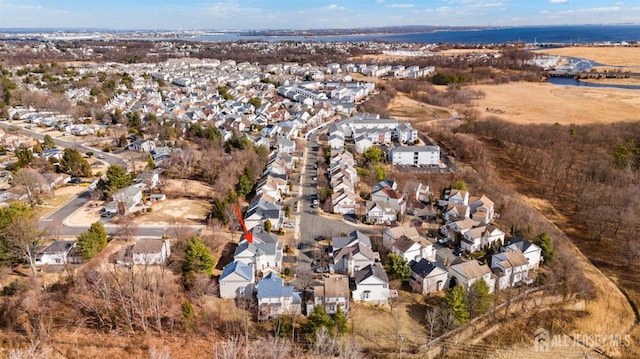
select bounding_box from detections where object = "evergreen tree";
[15,148,34,168]
[59,148,91,177]
[235,165,253,197]
[445,286,469,325]
[182,236,215,275]
[363,146,385,164]
[181,300,196,332]
[534,232,555,264]
[468,279,491,318]
[307,305,332,338]
[100,165,132,195]
[264,219,272,232]
[42,134,56,150]
[332,306,348,335]
[385,253,411,282]
[76,221,108,260]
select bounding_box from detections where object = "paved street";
[0,121,128,168]
[292,130,379,281]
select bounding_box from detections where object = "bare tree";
[425,306,442,344]
[11,168,50,208]
[2,213,45,277]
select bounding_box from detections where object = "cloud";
[549,0,568,3]
[325,4,345,10]
[389,3,415,8]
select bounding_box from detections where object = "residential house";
[276,138,296,154]
[490,251,531,290]
[460,225,506,253]
[244,198,283,231]
[233,232,283,274]
[41,148,63,161]
[257,272,302,320]
[448,260,495,293]
[331,230,372,252]
[470,195,495,225]
[352,263,390,305]
[42,172,71,190]
[354,135,373,154]
[502,237,543,270]
[306,274,350,315]
[255,175,287,202]
[409,259,448,295]
[131,238,171,265]
[403,181,430,204]
[105,185,143,215]
[446,189,469,206]
[328,132,345,150]
[371,184,406,215]
[390,235,436,262]
[365,201,397,224]
[333,242,378,276]
[36,240,77,265]
[382,225,421,250]
[219,261,255,299]
[331,188,358,215]
[442,203,470,221]
[128,139,156,152]
[136,171,161,190]
[440,217,480,238]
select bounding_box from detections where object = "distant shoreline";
[1,24,640,45]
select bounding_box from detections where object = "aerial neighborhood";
[0,37,582,358]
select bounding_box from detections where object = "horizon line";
[0,23,639,33]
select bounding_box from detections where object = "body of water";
[193,25,640,44]
[547,77,640,90]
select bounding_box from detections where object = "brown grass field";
[466,82,640,124]
[387,93,453,123]
[535,46,640,67]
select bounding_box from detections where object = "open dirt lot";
[160,179,216,199]
[535,46,640,67]
[467,82,640,124]
[135,198,209,224]
[67,197,210,226]
[387,93,453,124]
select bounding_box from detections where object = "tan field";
[387,92,453,123]
[535,46,640,67]
[467,82,640,124]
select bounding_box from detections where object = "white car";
[284,223,295,228]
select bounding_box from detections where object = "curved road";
[0,121,192,236]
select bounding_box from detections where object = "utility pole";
[399,335,404,359]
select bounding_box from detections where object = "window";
[363,290,371,299]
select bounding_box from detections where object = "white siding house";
[219,261,255,299]
[352,263,389,304]
[131,238,171,265]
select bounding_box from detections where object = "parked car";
[96,154,105,159]
[284,222,295,228]
[311,176,317,181]
[437,237,448,245]
[453,248,464,256]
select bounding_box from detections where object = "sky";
[0,0,639,30]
